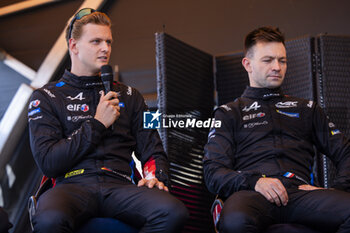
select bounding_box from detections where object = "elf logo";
[67,104,89,112]
[243,112,265,121]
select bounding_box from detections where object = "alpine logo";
[243,112,265,121]
[67,92,85,101]
[275,101,298,108]
[242,101,261,112]
[67,104,89,112]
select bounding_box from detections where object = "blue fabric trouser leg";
[32,179,188,233]
[77,217,138,233]
[218,188,350,233]
[0,207,12,233]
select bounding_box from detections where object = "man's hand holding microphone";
[94,65,120,128]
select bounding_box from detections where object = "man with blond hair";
[28,8,188,233]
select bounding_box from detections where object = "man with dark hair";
[28,8,188,233]
[203,26,350,232]
[244,27,285,57]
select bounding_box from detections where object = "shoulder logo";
[29,100,40,109]
[67,92,85,101]
[208,128,216,139]
[28,115,43,122]
[28,108,41,117]
[307,100,313,108]
[220,104,232,111]
[331,129,341,135]
[43,89,56,98]
[275,101,298,108]
[127,86,132,96]
[242,101,261,112]
[56,82,65,87]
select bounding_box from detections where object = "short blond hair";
[65,11,111,44]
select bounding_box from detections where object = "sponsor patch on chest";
[242,112,265,121]
[276,109,300,118]
[66,104,89,112]
[243,120,268,129]
[275,101,298,108]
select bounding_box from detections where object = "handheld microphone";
[101,65,114,94]
[101,65,115,130]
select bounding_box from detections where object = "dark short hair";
[244,26,285,56]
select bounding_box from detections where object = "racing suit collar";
[242,86,284,100]
[62,69,103,89]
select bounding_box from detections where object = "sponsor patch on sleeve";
[28,100,40,109]
[331,129,341,135]
[220,104,232,111]
[65,169,84,178]
[307,100,313,108]
[329,122,335,128]
[28,108,41,117]
[208,128,216,139]
[127,86,132,96]
[28,115,43,122]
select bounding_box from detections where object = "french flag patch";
[283,172,295,178]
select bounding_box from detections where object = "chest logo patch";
[276,110,299,118]
[243,112,265,121]
[243,120,268,129]
[67,104,89,112]
[242,101,261,112]
[275,101,298,108]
